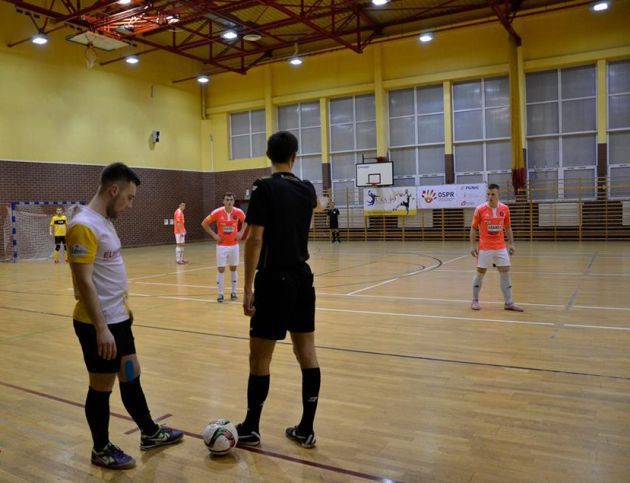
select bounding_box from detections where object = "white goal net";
[1,202,82,262]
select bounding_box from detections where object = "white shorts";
[217,245,239,267]
[175,233,186,244]
[477,248,510,269]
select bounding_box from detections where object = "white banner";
[363,187,417,216]
[416,183,487,209]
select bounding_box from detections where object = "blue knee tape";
[124,360,135,382]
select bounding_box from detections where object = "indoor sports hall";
[1,1,630,482]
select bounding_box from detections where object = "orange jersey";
[472,202,511,250]
[174,208,185,234]
[204,207,245,246]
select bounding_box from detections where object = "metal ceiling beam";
[255,0,361,53]
[487,0,521,45]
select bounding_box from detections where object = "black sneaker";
[91,442,136,469]
[230,293,238,301]
[140,426,184,450]
[217,294,224,303]
[285,426,316,448]
[235,423,261,447]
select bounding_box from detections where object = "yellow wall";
[204,1,630,172]
[0,3,202,170]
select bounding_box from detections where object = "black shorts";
[54,236,66,245]
[329,222,339,229]
[73,319,136,373]
[250,264,315,340]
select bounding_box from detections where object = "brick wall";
[0,160,213,253]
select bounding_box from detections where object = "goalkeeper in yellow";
[50,207,68,263]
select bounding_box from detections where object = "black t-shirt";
[246,172,317,270]
[326,208,340,228]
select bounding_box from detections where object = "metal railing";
[310,176,630,241]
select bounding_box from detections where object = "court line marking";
[124,413,172,435]
[0,381,396,482]
[346,254,467,296]
[564,324,630,332]
[128,265,218,281]
[565,252,598,311]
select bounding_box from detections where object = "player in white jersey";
[67,163,183,470]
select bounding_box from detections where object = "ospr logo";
[421,189,436,203]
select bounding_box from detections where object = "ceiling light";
[419,32,434,43]
[32,32,48,45]
[289,42,302,66]
[243,33,262,42]
[166,15,179,24]
[118,0,132,4]
[125,55,139,64]
[590,1,609,11]
[197,75,210,84]
[222,30,238,40]
[372,0,389,5]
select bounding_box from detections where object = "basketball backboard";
[356,161,393,187]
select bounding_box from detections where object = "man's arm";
[201,220,222,242]
[49,218,54,236]
[236,221,248,241]
[469,227,479,257]
[69,262,117,360]
[242,224,264,316]
[506,226,515,255]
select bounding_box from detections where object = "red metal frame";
[3,0,540,76]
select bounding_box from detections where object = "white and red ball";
[202,419,238,455]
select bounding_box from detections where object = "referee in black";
[326,202,341,243]
[235,131,320,449]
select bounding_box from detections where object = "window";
[453,77,513,198]
[526,65,597,200]
[608,60,630,199]
[278,102,323,194]
[389,84,445,187]
[329,95,376,205]
[230,109,266,159]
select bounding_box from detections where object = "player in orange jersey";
[469,184,523,312]
[174,202,187,264]
[202,193,247,303]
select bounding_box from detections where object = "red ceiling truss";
[3,0,574,78]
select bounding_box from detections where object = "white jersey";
[67,205,130,325]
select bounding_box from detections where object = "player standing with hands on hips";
[470,183,524,312]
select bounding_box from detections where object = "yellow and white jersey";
[67,205,130,325]
[50,215,68,236]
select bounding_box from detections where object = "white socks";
[500,271,513,305]
[217,272,225,295]
[175,246,184,262]
[231,271,238,295]
[472,272,485,301]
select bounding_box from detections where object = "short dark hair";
[223,192,235,199]
[100,162,141,190]
[488,183,500,191]
[266,131,298,164]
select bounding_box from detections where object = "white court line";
[318,292,566,309]
[128,292,630,331]
[128,282,630,312]
[128,265,217,281]
[346,254,468,296]
[564,324,630,331]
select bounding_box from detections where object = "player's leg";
[53,236,62,263]
[229,245,239,300]
[286,331,319,448]
[61,236,68,261]
[73,320,135,469]
[236,337,276,447]
[216,247,227,302]
[113,321,183,450]
[285,265,319,448]
[175,234,183,263]
[472,251,491,310]
[497,250,524,312]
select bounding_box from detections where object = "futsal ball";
[202,419,238,455]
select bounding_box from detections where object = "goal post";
[3,201,84,263]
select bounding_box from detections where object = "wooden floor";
[1,240,630,482]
